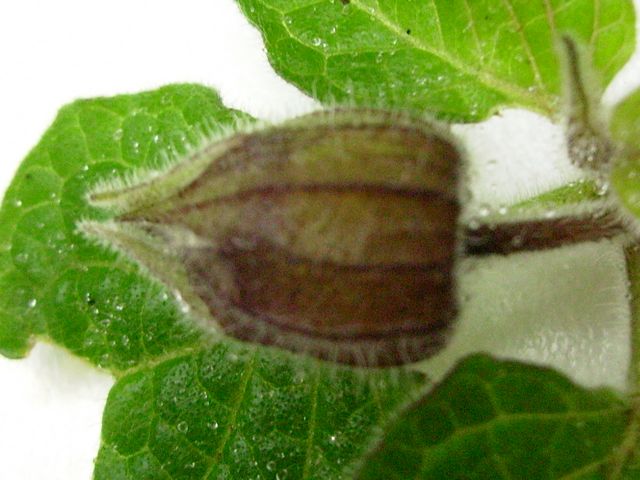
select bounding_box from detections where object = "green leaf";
[0,85,425,478]
[356,355,638,480]
[611,87,640,153]
[235,0,636,121]
[511,180,602,212]
[0,84,252,367]
[610,87,640,221]
[611,157,640,220]
[94,342,423,480]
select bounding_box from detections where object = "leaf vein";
[302,369,321,479]
[347,0,553,112]
[500,0,545,90]
[205,350,257,475]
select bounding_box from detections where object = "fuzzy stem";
[463,209,626,256]
[609,244,640,477]
[561,36,612,171]
[624,246,640,390]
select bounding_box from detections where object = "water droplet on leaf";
[177,421,188,433]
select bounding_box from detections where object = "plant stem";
[624,246,640,390]
[609,243,640,476]
[463,209,626,256]
[561,36,612,171]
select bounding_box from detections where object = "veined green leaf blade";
[93,342,425,480]
[610,87,640,221]
[356,355,633,480]
[0,84,252,370]
[611,87,640,152]
[235,0,636,121]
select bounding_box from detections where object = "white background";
[0,1,639,478]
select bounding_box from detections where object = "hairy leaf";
[356,355,638,480]
[0,84,251,366]
[235,0,636,121]
[611,87,640,153]
[94,343,423,480]
[610,87,640,220]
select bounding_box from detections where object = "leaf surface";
[610,87,640,220]
[611,87,640,152]
[94,343,423,480]
[356,355,638,480]
[235,0,636,121]
[0,84,250,366]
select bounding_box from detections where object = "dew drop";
[266,461,276,471]
[293,371,306,384]
[173,290,191,314]
[311,37,322,46]
[467,218,481,230]
[15,252,29,263]
[13,199,22,207]
[226,352,239,363]
[177,421,189,433]
[27,298,37,308]
[596,181,610,196]
[112,129,123,141]
[208,421,219,430]
[477,204,491,217]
